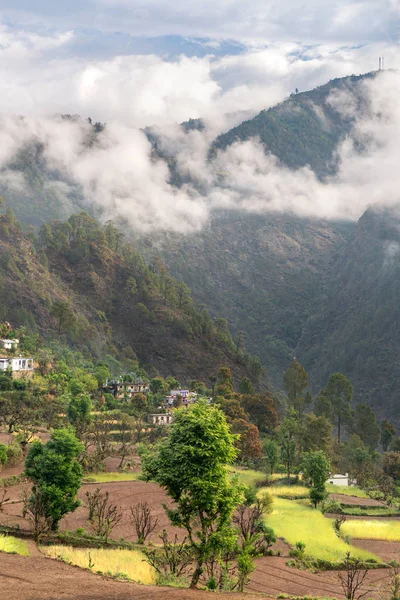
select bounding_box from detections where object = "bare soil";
[351,538,400,562]
[330,494,386,507]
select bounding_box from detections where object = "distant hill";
[0,209,262,386]
[212,73,375,176]
[296,207,400,422]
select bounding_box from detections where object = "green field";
[41,546,155,583]
[0,535,29,556]
[266,498,378,562]
[342,520,400,541]
[83,472,140,483]
[326,484,369,498]
[227,467,268,487]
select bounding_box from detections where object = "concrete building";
[326,473,349,487]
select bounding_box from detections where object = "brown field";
[330,494,385,507]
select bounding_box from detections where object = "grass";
[83,472,140,483]
[343,507,400,517]
[41,545,156,583]
[227,466,268,487]
[0,534,29,556]
[258,485,309,499]
[342,520,400,541]
[326,484,369,499]
[266,497,378,563]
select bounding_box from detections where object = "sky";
[0,1,400,230]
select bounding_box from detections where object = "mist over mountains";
[2,70,400,419]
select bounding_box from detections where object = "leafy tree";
[283,359,308,415]
[142,401,243,588]
[24,428,83,531]
[299,413,333,456]
[150,377,167,394]
[323,373,353,443]
[215,366,234,398]
[216,396,248,422]
[239,377,254,395]
[241,392,278,432]
[66,395,92,438]
[341,434,376,485]
[381,419,396,452]
[50,301,77,338]
[280,434,296,481]
[352,404,381,451]
[263,439,279,475]
[302,450,331,488]
[383,452,400,482]
[231,419,262,463]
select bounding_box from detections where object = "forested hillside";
[141,212,353,386]
[296,208,400,422]
[0,205,262,384]
[212,73,375,176]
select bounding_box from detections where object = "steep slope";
[0,210,262,385]
[296,208,400,421]
[140,212,353,386]
[212,72,375,176]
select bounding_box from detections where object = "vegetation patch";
[266,498,378,562]
[342,520,400,541]
[83,472,140,483]
[0,534,29,555]
[41,545,156,584]
[260,486,309,499]
[227,466,268,487]
[326,484,369,499]
[342,507,400,517]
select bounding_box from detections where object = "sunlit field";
[0,535,29,555]
[258,485,309,499]
[41,546,155,583]
[342,520,400,541]
[326,484,369,498]
[83,472,140,483]
[227,466,268,487]
[266,497,378,562]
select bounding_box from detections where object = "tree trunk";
[190,563,203,588]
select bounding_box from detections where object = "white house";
[0,356,34,373]
[326,473,349,487]
[149,413,173,426]
[0,339,19,350]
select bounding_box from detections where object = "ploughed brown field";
[0,478,395,600]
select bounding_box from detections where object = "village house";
[164,389,197,409]
[0,338,19,350]
[0,355,34,376]
[149,413,173,426]
[102,378,150,400]
[326,473,350,487]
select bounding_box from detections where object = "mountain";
[211,72,375,176]
[296,208,400,422]
[140,212,353,387]
[0,208,262,385]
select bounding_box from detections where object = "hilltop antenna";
[382,56,385,70]
[379,57,381,71]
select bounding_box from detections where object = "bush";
[321,499,343,514]
[0,444,8,468]
[6,443,23,467]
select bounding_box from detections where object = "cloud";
[0,27,400,233]
[1,0,399,46]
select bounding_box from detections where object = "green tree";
[299,413,333,456]
[283,359,309,415]
[239,377,254,395]
[323,373,353,443]
[302,451,330,509]
[142,401,243,588]
[383,452,400,482]
[381,420,396,452]
[66,395,92,438]
[24,428,83,531]
[352,404,381,451]
[263,439,279,475]
[280,434,296,481]
[241,393,278,432]
[50,301,77,338]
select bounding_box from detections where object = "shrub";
[6,443,23,467]
[0,444,7,468]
